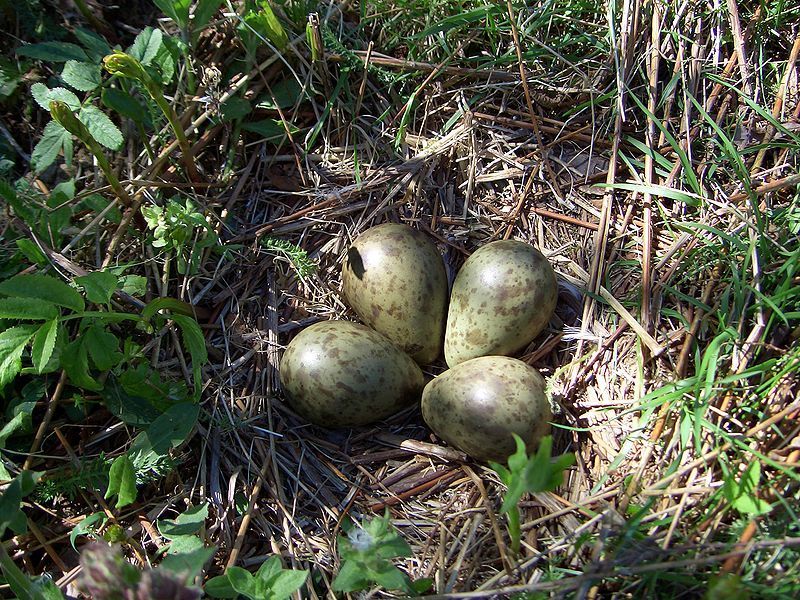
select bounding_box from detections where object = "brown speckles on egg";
[341,223,448,365]
[444,240,557,367]
[421,356,552,462]
[280,320,425,428]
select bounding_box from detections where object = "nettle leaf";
[75,270,118,304]
[31,84,81,112]
[74,27,112,61]
[0,325,38,389]
[61,338,102,391]
[31,120,71,173]
[0,273,84,312]
[84,324,121,371]
[158,503,208,539]
[61,60,102,92]
[144,402,199,454]
[0,297,58,320]
[105,454,137,508]
[78,105,124,151]
[17,41,87,62]
[31,319,58,373]
[128,27,163,66]
[102,87,148,124]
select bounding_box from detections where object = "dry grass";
[3,0,800,598]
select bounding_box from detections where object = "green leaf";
[31,320,58,373]
[723,461,773,516]
[0,297,58,320]
[75,270,118,304]
[144,402,199,454]
[69,512,107,550]
[142,296,196,321]
[246,2,289,50]
[152,0,191,28]
[153,36,180,84]
[15,240,48,266]
[74,28,112,61]
[78,105,124,151]
[61,338,102,391]
[220,96,251,121]
[31,84,81,112]
[193,0,225,30]
[101,375,163,426]
[263,564,308,600]
[171,314,207,397]
[0,471,41,537]
[17,41,87,62]
[255,78,303,110]
[128,27,163,66]
[226,566,257,597]
[84,324,121,371]
[205,574,238,598]
[105,454,137,508]
[242,119,293,142]
[158,503,208,539]
[160,545,215,580]
[101,87,148,123]
[61,60,102,92]
[31,120,70,173]
[0,325,38,390]
[120,275,148,297]
[0,400,36,448]
[332,559,368,593]
[0,273,84,312]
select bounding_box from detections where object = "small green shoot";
[332,511,432,595]
[490,435,575,556]
[261,237,316,277]
[205,556,308,599]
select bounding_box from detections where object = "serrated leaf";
[158,502,208,539]
[31,320,58,373]
[102,87,148,123]
[61,60,102,92]
[17,41,87,62]
[0,273,84,312]
[194,0,225,30]
[152,0,191,28]
[75,270,118,304]
[144,402,199,454]
[105,454,137,508]
[0,297,58,320]
[128,27,163,66]
[61,338,102,391]
[84,324,121,371]
[78,105,123,151]
[0,325,38,389]
[31,120,70,173]
[31,85,81,111]
[74,28,112,61]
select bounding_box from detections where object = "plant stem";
[508,506,521,557]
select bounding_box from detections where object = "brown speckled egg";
[342,223,448,365]
[421,356,551,462]
[444,240,557,367]
[280,320,424,428]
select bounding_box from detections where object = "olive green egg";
[280,320,425,428]
[342,223,448,365]
[421,356,552,462]
[444,240,557,367]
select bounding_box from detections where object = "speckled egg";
[421,356,552,462]
[444,240,557,367]
[342,223,448,365]
[280,320,424,428]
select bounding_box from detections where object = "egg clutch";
[279,223,558,462]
